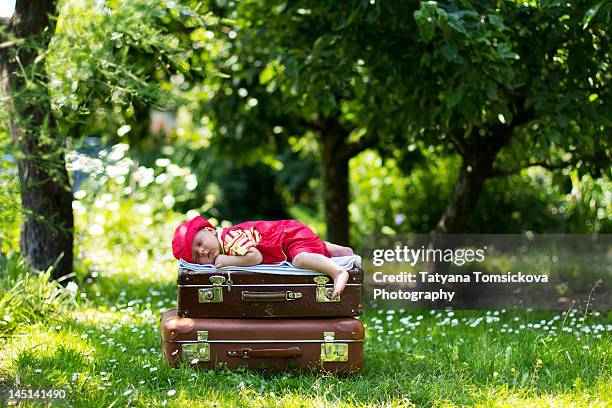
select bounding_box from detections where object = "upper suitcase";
[176,266,363,318]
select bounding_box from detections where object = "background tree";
[0,0,72,280]
[1,0,218,278]
[193,0,416,245]
[408,1,611,233]
[2,0,610,277]
[204,0,610,242]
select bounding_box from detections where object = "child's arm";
[214,247,262,268]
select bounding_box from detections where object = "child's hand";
[214,254,230,269]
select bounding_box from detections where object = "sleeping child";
[172,216,353,298]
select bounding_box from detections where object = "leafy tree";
[194,0,403,245]
[1,0,72,279]
[206,0,610,241]
[1,0,216,278]
[409,0,611,233]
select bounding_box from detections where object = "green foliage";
[0,251,76,336]
[413,1,519,127]
[563,171,612,234]
[412,1,610,182]
[67,142,204,270]
[203,160,289,222]
[469,169,612,234]
[350,149,458,239]
[3,14,70,188]
[47,0,217,145]
[350,148,612,236]
[187,0,611,240]
[203,0,404,145]
[0,114,21,253]
[0,162,21,253]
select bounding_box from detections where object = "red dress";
[219,219,331,263]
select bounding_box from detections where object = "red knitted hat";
[172,216,214,262]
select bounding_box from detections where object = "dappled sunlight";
[475,380,612,407]
[155,391,396,408]
[81,247,177,281]
[78,240,178,286]
[0,325,96,375]
[72,305,157,327]
[77,257,178,307]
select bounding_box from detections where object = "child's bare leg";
[292,252,349,299]
[324,241,353,257]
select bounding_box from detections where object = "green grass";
[0,252,76,337]
[0,258,610,407]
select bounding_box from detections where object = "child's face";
[191,228,221,264]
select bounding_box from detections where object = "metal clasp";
[314,276,340,303]
[287,291,302,300]
[320,331,348,362]
[227,348,251,358]
[226,271,233,292]
[199,275,225,303]
[182,330,210,362]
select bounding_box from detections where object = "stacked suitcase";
[161,263,364,372]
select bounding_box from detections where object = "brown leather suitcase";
[160,309,364,372]
[176,267,363,318]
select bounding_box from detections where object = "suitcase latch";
[182,330,210,362]
[199,275,225,303]
[314,276,340,303]
[321,331,348,362]
[287,291,302,300]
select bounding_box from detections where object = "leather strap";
[227,347,303,359]
[241,291,300,301]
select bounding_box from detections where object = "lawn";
[0,256,610,408]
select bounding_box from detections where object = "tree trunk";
[435,121,524,235]
[321,119,350,246]
[435,158,493,234]
[1,0,74,280]
[426,152,496,306]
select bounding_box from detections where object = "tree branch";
[492,158,584,177]
[448,132,467,157]
[488,105,535,151]
[0,39,24,48]
[298,117,324,131]
[346,131,378,158]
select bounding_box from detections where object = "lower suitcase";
[160,309,364,373]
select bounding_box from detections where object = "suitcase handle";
[227,347,303,359]
[241,290,303,301]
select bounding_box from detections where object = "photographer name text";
[372,271,549,302]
